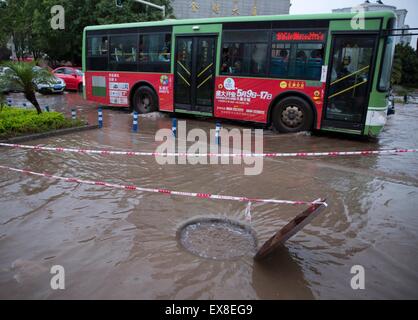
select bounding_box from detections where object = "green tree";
[0,0,173,65]
[0,90,5,111]
[394,43,418,87]
[391,55,402,85]
[0,61,54,114]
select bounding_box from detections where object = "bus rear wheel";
[133,86,158,114]
[272,96,313,133]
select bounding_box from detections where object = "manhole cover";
[178,218,258,260]
[177,200,327,261]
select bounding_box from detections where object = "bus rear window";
[379,36,395,91]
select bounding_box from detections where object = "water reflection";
[1,94,418,299]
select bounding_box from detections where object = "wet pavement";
[0,91,418,299]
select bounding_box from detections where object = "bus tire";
[132,86,158,114]
[272,96,313,133]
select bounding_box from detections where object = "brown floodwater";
[0,92,418,299]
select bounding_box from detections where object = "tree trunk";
[25,91,42,114]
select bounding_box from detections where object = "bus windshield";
[379,36,395,91]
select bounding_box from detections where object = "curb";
[0,124,99,144]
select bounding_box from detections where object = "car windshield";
[75,69,83,76]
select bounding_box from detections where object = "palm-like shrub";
[0,61,54,114]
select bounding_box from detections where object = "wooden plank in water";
[254,199,327,261]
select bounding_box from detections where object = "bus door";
[322,34,377,132]
[174,36,217,114]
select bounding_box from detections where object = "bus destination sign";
[276,31,325,42]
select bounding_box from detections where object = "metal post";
[98,107,103,128]
[172,118,177,137]
[133,111,139,132]
[7,98,12,107]
[134,0,165,18]
[45,106,50,112]
[71,109,76,120]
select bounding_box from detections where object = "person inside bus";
[126,46,137,63]
[114,43,124,63]
[159,47,170,62]
[271,49,289,77]
[307,49,323,80]
[100,38,108,55]
[251,44,267,74]
[295,50,307,76]
[339,56,355,76]
[231,60,242,74]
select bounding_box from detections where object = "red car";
[52,67,84,92]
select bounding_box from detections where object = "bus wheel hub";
[282,106,303,127]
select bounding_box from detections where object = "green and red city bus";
[83,11,396,137]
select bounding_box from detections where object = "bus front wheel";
[272,97,313,133]
[133,86,158,114]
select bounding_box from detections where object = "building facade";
[171,0,291,19]
[333,1,411,45]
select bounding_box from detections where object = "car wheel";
[272,96,314,133]
[78,83,83,92]
[132,86,158,114]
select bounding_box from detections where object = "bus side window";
[295,44,324,80]
[221,30,268,76]
[250,44,268,74]
[221,43,245,75]
[270,43,290,78]
[87,35,108,71]
[139,33,171,72]
[307,49,323,80]
[109,35,138,71]
[88,36,108,56]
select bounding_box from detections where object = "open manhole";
[178,200,327,261]
[178,218,258,260]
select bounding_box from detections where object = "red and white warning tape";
[0,165,327,207]
[0,143,416,158]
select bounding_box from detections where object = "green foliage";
[393,43,418,88]
[1,60,54,92]
[0,0,173,64]
[0,61,55,114]
[0,91,5,111]
[391,56,402,85]
[0,106,84,138]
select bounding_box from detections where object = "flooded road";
[0,92,418,299]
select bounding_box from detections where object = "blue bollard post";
[172,118,177,137]
[98,107,103,128]
[71,109,76,120]
[132,111,138,132]
[215,122,221,145]
[7,99,12,107]
[45,106,50,112]
[23,102,27,108]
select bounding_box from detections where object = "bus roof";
[84,11,396,32]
